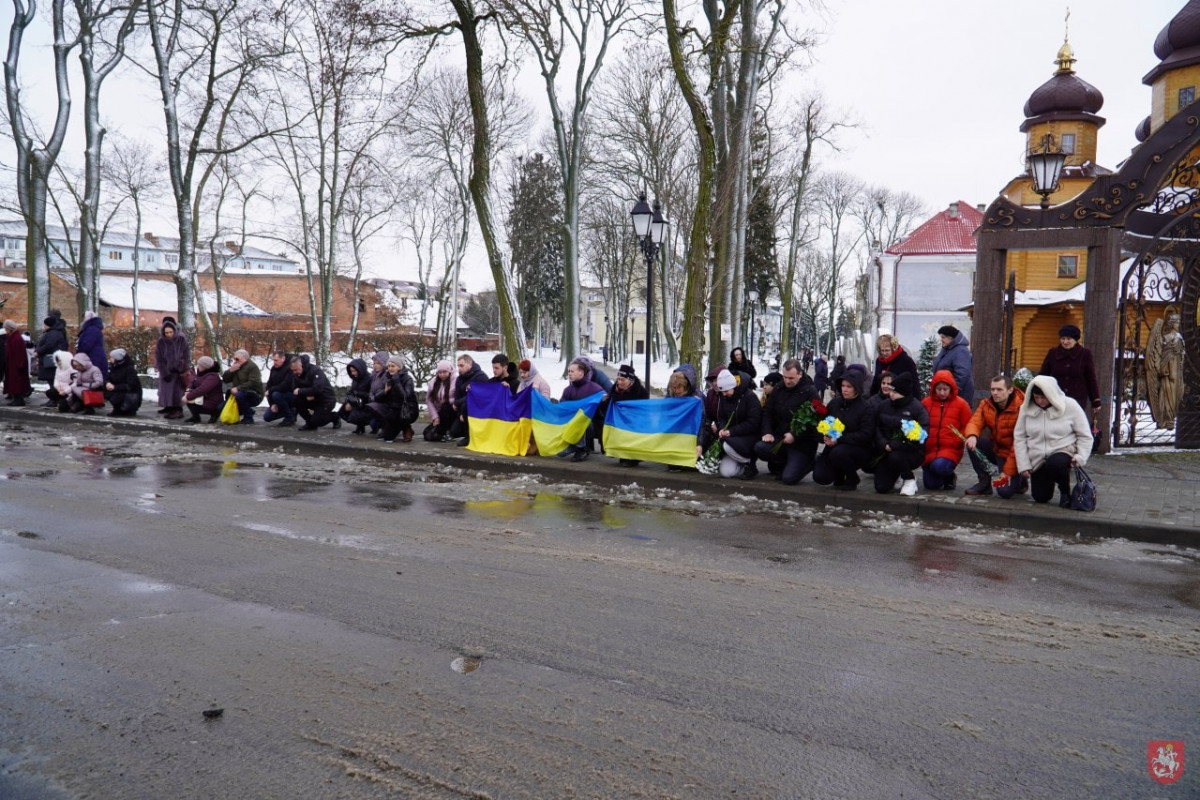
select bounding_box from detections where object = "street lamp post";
[1027,133,1067,209]
[630,192,668,390]
[747,288,758,360]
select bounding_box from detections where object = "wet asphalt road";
[0,424,1198,799]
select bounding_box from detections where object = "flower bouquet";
[696,438,723,475]
[817,415,845,441]
[899,419,928,444]
[774,398,828,452]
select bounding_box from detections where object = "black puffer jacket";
[453,362,488,414]
[760,373,819,441]
[343,358,372,409]
[34,316,68,381]
[106,356,141,396]
[370,368,418,423]
[701,385,761,449]
[873,393,930,455]
[265,354,295,396]
[825,365,874,450]
[292,356,336,410]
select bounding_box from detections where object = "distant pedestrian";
[813,354,828,398]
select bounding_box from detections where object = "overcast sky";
[807,0,1183,215]
[1,1,1188,288]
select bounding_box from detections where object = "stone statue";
[1146,311,1184,429]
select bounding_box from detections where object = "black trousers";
[296,397,336,428]
[873,446,925,493]
[813,443,873,488]
[1030,452,1073,503]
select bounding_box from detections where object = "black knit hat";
[618,364,636,379]
[890,372,915,397]
[1059,324,1081,340]
[937,325,959,338]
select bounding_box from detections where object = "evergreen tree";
[917,335,939,388]
[506,153,565,342]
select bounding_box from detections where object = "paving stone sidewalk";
[2,404,1197,547]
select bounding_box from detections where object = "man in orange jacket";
[962,374,1027,497]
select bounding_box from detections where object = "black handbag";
[1069,466,1096,512]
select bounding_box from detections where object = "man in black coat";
[450,354,489,444]
[263,351,297,426]
[290,355,339,431]
[754,358,820,485]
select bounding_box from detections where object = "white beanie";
[716,369,736,392]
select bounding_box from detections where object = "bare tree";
[498,0,633,370]
[103,136,162,326]
[399,0,528,356]
[5,0,74,324]
[143,0,281,330]
[811,170,864,355]
[852,185,926,334]
[588,44,697,366]
[262,0,404,363]
[775,93,849,359]
[400,66,529,356]
[72,0,141,316]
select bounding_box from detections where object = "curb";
[1,406,1194,548]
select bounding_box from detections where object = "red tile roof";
[886,201,983,255]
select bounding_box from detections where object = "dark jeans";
[873,446,925,493]
[754,439,817,485]
[813,442,872,488]
[231,389,261,420]
[922,457,958,489]
[263,390,295,423]
[1030,452,1073,504]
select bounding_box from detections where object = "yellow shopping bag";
[219,394,241,424]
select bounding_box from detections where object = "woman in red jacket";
[921,369,973,490]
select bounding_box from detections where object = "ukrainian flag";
[531,391,604,456]
[466,382,533,456]
[602,397,703,467]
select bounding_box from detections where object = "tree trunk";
[6,0,72,326]
[450,0,525,357]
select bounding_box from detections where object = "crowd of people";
[0,315,1098,508]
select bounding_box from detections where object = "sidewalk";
[2,404,1197,548]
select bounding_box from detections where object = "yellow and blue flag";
[531,391,604,456]
[466,382,533,456]
[602,397,703,467]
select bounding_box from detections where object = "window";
[167,254,178,265]
[357,299,366,312]
[1059,133,1076,155]
[1057,254,1078,278]
[1180,86,1195,110]
[108,250,123,260]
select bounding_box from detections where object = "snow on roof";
[379,290,468,330]
[97,276,270,316]
[1012,282,1088,306]
[886,201,984,256]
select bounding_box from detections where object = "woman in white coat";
[1014,375,1094,507]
